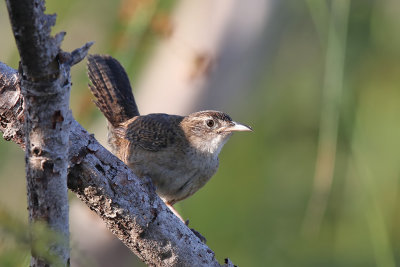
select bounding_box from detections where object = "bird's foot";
[185,219,207,243]
[190,228,207,243]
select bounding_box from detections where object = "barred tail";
[87,54,139,126]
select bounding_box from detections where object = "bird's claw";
[190,227,207,243]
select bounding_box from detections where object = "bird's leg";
[165,202,186,223]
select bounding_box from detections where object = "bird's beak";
[223,121,253,132]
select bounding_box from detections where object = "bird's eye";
[206,119,215,128]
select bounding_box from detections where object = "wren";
[87,54,252,222]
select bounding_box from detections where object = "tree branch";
[6,0,68,265]
[0,62,233,266]
[4,0,93,265]
[5,0,62,79]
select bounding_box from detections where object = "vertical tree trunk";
[23,67,71,267]
[5,0,72,265]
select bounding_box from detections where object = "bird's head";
[181,110,252,155]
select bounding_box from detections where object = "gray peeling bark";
[0,63,234,266]
[5,0,91,265]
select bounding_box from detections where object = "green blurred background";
[1,0,400,266]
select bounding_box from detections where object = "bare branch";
[0,62,24,148]
[5,0,62,79]
[0,63,234,267]
[4,0,82,264]
[58,42,94,67]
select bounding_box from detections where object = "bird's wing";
[115,114,185,152]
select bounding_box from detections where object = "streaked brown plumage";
[87,55,252,213]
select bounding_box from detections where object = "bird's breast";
[126,145,219,204]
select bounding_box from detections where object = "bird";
[87,54,252,223]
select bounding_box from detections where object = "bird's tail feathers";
[87,54,139,126]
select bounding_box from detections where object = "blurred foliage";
[0,206,70,266]
[0,206,30,266]
[1,0,400,266]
